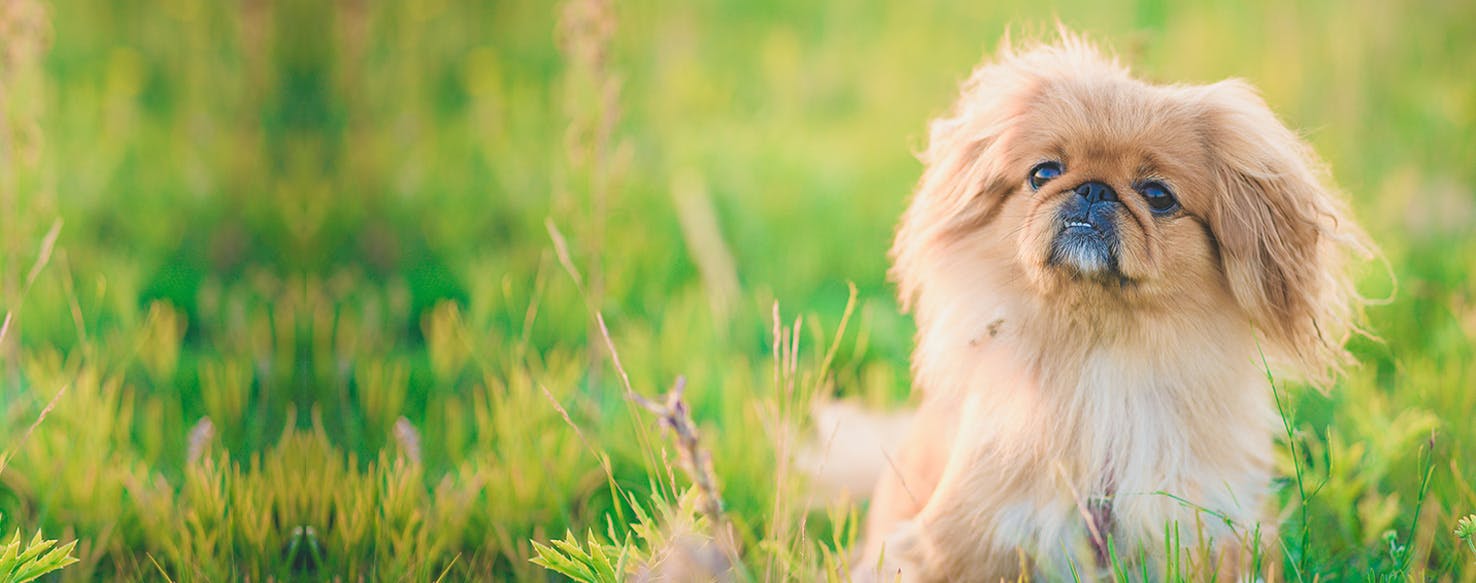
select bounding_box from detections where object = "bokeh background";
[0,0,1473,579]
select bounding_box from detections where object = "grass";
[0,0,1473,580]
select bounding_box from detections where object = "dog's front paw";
[853,520,934,583]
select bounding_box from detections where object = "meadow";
[0,0,1474,580]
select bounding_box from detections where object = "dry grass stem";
[671,170,740,322]
[0,383,68,479]
[0,217,60,349]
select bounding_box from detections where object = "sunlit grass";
[0,0,1472,580]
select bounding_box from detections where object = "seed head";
[1456,514,1476,546]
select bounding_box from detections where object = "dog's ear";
[891,35,1127,310]
[889,94,1017,313]
[1199,80,1369,384]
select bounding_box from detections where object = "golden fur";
[850,32,1371,581]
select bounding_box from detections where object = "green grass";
[0,0,1473,579]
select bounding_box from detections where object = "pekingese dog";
[849,31,1371,581]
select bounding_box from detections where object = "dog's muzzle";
[1048,181,1121,277]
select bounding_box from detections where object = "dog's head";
[891,33,1369,383]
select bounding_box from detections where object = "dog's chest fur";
[927,314,1277,575]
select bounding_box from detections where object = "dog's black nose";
[1073,181,1118,203]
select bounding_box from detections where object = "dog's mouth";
[1048,212,1121,278]
[1044,180,1127,280]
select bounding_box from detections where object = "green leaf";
[0,531,77,583]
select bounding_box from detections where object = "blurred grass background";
[0,0,1473,579]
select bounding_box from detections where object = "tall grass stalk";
[557,0,622,377]
[1394,435,1438,577]
[0,0,50,376]
[0,218,60,351]
[1260,340,1315,582]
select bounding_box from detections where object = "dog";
[831,31,1371,581]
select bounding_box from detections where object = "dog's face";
[1007,81,1224,299]
[892,37,1367,382]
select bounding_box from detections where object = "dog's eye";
[1139,181,1179,214]
[1028,162,1063,190]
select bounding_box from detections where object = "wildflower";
[1456,514,1476,557]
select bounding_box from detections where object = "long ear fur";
[1198,80,1373,385]
[890,34,1125,310]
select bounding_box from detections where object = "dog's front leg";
[857,399,1024,582]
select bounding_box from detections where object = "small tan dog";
[829,31,1371,581]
